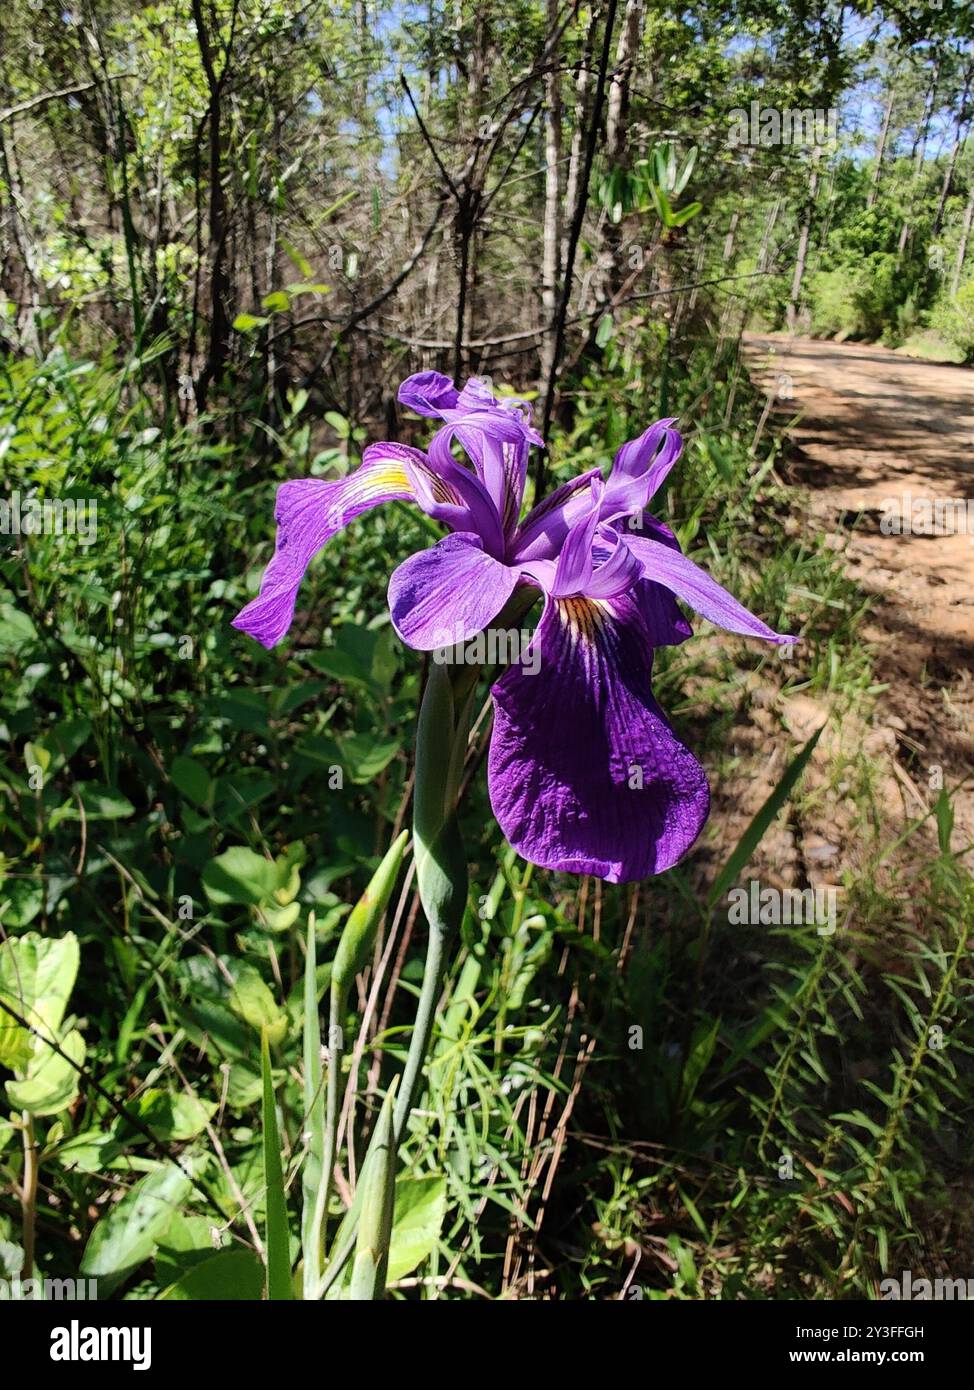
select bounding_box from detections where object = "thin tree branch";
[0,74,132,125]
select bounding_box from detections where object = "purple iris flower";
[233,370,795,883]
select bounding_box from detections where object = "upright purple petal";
[400,371,542,448]
[388,532,520,650]
[488,591,710,881]
[513,467,602,563]
[624,534,795,644]
[601,420,682,521]
[447,413,529,542]
[398,370,459,417]
[583,529,643,598]
[426,427,507,556]
[232,448,420,649]
[548,482,602,596]
[452,378,544,447]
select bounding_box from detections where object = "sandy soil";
[737,333,974,867]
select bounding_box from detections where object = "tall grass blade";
[707,724,825,909]
[261,1028,292,1300]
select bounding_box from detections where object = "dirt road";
[742,333,974,850]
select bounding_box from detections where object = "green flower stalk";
[304,831,409,1296]
[394,657,474,1141]
[315,658,475,1299]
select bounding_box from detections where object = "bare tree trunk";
[540,0,619,455]
[867,77,895,208]
[539,0,563,392]
[912,56,941,166]
[605,0,642,158]
[786,150,820,332]
[933,58,973,238]
[602,0,642,295]
[723,208,741,263]
[192,0,232,411]
[757,195,781,273]
[562,26,594,270]
[900,54,942,257]
[952,178,974,297]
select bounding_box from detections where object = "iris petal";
[513,467,602,563]
[601,420,682,521]
[388,533,520,651]
[488,591,710,881]
[398,370,459,417]
[614,515,692,645]
[624,535,795,644]
[232,448,419,649]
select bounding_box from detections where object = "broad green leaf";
[135,1088,217,1141]
[6,1027,84,1115]
[340,734,400,784]
[0,603,38,651]
[232,313,269,332]
[0,932,80,1070]
[261,291,290,313]
[170,756,213,810]
[262,901,301,932]
[228,964,288,1046]
[387,1176,447,1283]
[203,845,301,911]
[52,784,134,822]
[54,1129,123,1173]
[202,846,279,906]
[80,1164,192,1294]
[159,1248,264,1300]
[323,411,351,438]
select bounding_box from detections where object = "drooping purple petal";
[488,591,710,881]
[232,447,420,649]
[634,577,693,647]
[613,514,693,645]
[624,534,795,644]
[388,532,520,651]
